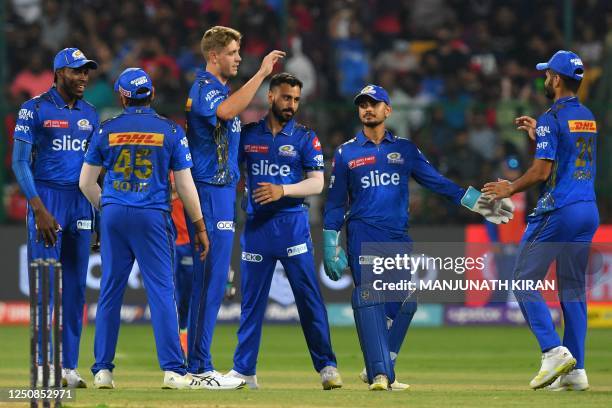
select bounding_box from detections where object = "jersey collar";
[553,95,579,106]
[356,129,396,146]
[48,86,82,110]
[262,116,296,136]
[197,69,230,94]
[123,106,155,114]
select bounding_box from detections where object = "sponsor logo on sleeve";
[348,155,376,169]
[568,120,597,133]
[109,132,164,146]
[44,120,69,128]
[287,243,308,257]
[387,152,404,164]
[279,144,297,157]
[216,221,235,231]
[242,252,263,262]
[312,136,321,151]
[244,144,269,154]
[18,109,34,120]
[314,154,324,167]
[180,136,189,147]
[14,124,29,133]
[535,125,550,137]
[77,118,92,131]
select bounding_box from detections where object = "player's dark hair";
[553,70,582,94]
[269,73,303,90]
[125,88,153,106]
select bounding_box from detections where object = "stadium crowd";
[4,0,611,224]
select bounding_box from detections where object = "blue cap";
[53,48,98,71]
[114,68,153,100]
[536,50,584,81]
[353,84,391,106]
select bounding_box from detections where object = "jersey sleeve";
[301,130,324,171]
[13,101,38,144]
[410,145,465,204]
[191,82,226,127]
[84,127,105,166]
[323,147,349,231]
[170,125,193,171]
[534,113,559,161]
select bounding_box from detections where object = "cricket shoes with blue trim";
[547,369,589,391]
[530,346,576,389]
[225,369,258,389]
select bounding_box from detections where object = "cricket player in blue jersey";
[12,48,99,388]
[323,85,515,390]
[483,50,598,391]
[224,73,342,390]
[184,25,284,381]
[79,68,244,390]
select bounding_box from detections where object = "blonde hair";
[201,26,242,60]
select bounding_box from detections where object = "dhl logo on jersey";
[109,132,164,146]
[568,120,597,133]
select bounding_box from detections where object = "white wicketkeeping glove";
[461,186,515,224]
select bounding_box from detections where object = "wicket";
[29,259,63,408]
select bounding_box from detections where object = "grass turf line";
[0,325,610,407]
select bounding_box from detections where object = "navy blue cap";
[353,84,391,106]
[53,48,98,71]
[536,50,584,81]
[114,68,153,100]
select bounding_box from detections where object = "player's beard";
[544,82,555,100]
[271,102,295,124]
[361,116,384,128]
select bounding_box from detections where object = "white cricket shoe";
[530,346,576,389]
[62,369,87,388]
[369,374,389,391]
[36,366,55,387]
[225,369,258,389]
[547,369,589,391]
[360,368,408,390]
[162,371,194,389]
[93,369,115,389]
[320,366,343,390]
[191,370,246,390]
[390,380,410,391]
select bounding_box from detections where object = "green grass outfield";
[0,325,611,407]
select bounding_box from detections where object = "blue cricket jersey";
[84,106,192,211]
[185,69,241,186]
[13,86,99,185]
[533,96,597,215]
[239,117,324,216]
[323,130,465,234]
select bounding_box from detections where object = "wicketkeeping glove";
[461,186,515,224]
[323,229,348,281]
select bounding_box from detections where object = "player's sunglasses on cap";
[353,84,391,106]
[536,50,584,81]
[114,68,153,100]
[53,48,98,71]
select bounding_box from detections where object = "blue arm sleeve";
[323,148,349,231]
[11,139,38,200]
[411,146,465,205]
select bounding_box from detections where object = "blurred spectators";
[3,0,611,224]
